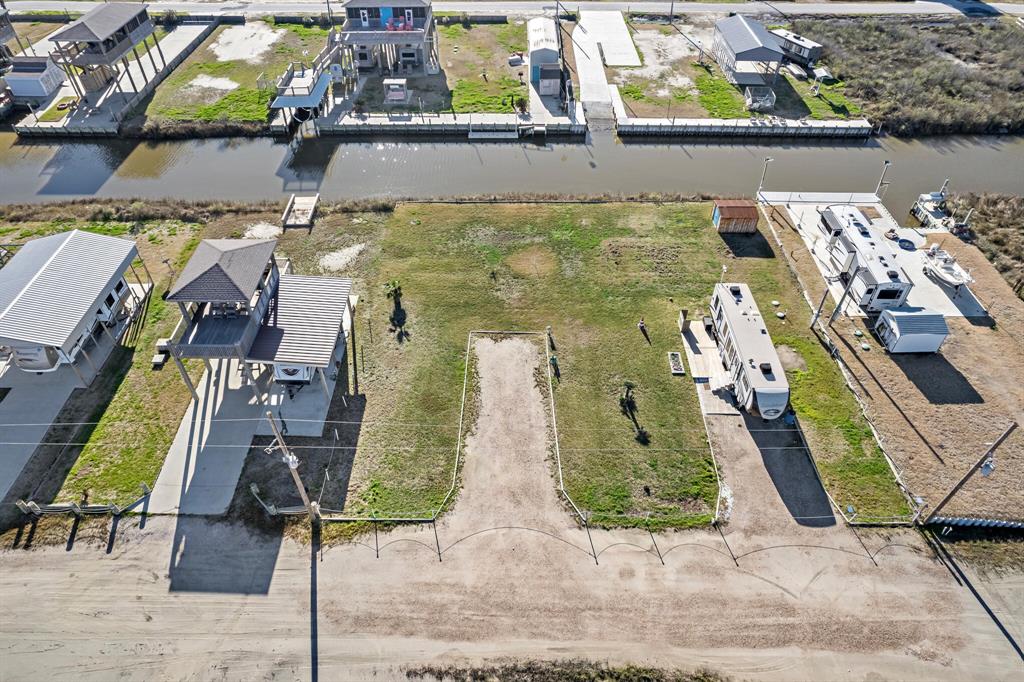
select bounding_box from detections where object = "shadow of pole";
[310,522,320,682]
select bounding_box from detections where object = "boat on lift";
[922,243,973,288]
[911,179,973,235]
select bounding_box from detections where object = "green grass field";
[0,202,907,524]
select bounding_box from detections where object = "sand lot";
[0,337,1019,680]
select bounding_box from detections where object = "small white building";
[710,282,790,420]
[874,309,949,354]
[818,205,914,313]
[528,17,560,96]
[4,56,67,102]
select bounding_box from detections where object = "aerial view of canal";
[2,132,1022,216]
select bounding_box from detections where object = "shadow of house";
[168,515,283,594]
[744,412,836,527]
[30,137,139,196]
[891,352,983,405]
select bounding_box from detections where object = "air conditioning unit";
[274,363,313,385]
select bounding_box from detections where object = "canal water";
[1,132,1022,215]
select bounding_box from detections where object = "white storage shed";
[4,56,67,101]
[528,17,561,95]
[874,309,949,354]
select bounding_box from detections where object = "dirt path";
[447,336,565,535]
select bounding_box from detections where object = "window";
[876,289,900,300]
[105,293,115,307]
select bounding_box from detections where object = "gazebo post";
[173,351,199,402]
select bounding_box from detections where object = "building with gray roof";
[166,238,356,405]
[711,15,783,87]
[48,2,165,100]
[0,229,149,380]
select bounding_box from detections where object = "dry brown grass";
[950,193,1024,299]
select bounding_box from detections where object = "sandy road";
[0,337,1020,680]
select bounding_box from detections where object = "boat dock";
[282,194,320,228]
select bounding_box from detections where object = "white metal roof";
[247,274,353,367]
[528,17,558,55]
[0,230,137,350]
[715,15,783,61]
[879,309,949,337]
[713,282,788,394]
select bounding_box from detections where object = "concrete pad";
[781,200,988,319]
[149,359,261,516]
[579,11,641,67]
[0,304,140,502]
[255,341,348,439]
[570,24,612,116]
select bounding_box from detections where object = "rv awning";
[0,230,137,351]
[247,274,353,367]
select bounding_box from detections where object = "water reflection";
[0,132,1021,215]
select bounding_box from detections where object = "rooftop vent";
[729,285,742,297]
[887,270,900,280]
[759,362,773,374]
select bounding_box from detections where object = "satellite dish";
[330,63,343,75]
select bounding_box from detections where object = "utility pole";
[875,159,891,197]
[265,410,318,523]
[757,156,774,197]
[926,422,1018,524]
[828,266,862,325]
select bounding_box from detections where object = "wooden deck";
[282,193,320,228]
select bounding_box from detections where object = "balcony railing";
[341,15,429,35]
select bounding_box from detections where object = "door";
[359,9,369,27]
[405,9,414,25]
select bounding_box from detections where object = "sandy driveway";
[0,338,1020,680]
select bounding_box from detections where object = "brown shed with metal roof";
[713,199,760,234]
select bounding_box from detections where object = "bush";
[792,17,1024,135]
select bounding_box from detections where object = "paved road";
[6,0,1024,17]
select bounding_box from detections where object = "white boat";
[922,243,973,288]
[911,179,972,234]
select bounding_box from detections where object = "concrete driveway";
[149,359,261,515]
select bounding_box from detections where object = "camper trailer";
[709,283,790,420]
[818,205,913,313]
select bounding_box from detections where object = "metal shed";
[528,17,560,94]
[874,309,949,354]
[713,199,760,233]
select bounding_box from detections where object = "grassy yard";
[4,20,64,54]
[791,17,1024,135]
[355,21,528,114]
[36,96,78,123]
[138,22,329,124]
[231,202,905,531]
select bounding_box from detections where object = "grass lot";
[36,96,78,123]
[0,201,907,527]
[355,21,528,114]
[139,22,328,124]
[791,17,1024,135]
[231,202,905,531]
[611,23,859,121]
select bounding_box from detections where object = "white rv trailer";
[818,205,913,313]
[710,283,790,420]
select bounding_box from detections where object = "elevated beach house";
[337,0,438,73]
[165,239,356,405]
